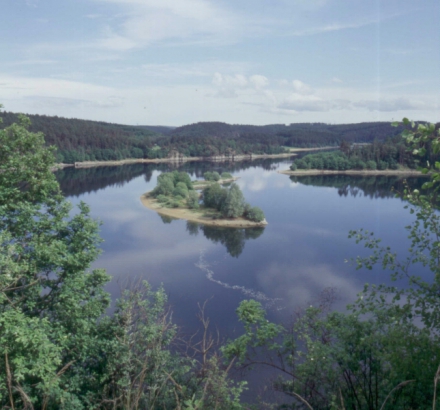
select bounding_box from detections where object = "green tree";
[0,111,111,408]
[221,183,245,218]
[187,190,200,209]
[203,183,227,211]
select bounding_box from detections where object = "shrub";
[204,171,220,181]
[221,172,233,179]
[156,195,168,203]
[245,206,265,222]
[173,182,189,198]
[290,163,297,171]
[187,191,200,209]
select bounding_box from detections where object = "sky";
[1,0,439,126]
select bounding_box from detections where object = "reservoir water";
[55,158,428,398]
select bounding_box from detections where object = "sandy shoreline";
[140,193,268,228]
[279,168,426,176]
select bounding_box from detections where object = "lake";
[55,158,428,399]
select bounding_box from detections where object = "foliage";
[221,172,233,179]
[244,205,265,223]
[204,171,221,181]
[290,138,414,171]
[221,183,246,218]
[0,110,247,409]
[151,171,194,198]
[0,110,112,408]
[187,190,200,209]
[224,119,440,409]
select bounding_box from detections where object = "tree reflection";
[185,221,265,257]
[290,174,428,200]
[55,158,295,197]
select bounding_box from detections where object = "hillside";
[0,111,406,163]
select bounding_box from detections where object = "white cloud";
[250,75,269,89]
[212,73,270,98]
[279,94,331,112]
[91,0,241,48]
[331,77,343,83]
[354,97,427,112]
[292,79,312,95]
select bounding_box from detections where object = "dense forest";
[290,136,427,171]
[0,110,406,163]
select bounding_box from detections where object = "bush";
[290,163,297,171]
[221,172,233,179]
[203,183,227,211]
[173,182,189,198]
[156,195,168,203]
[187,190,200,209]
[366,160,377,170]
[204,171,220,181]
[245,206,265,222]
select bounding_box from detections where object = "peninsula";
[140,171,268,228]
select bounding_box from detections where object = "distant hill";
[170,121,403,144]
[0,112,406,163]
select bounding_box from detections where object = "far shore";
[286,146,338,153]
[279,168,426,176]
[140,193,268,228]
[65,154,296,169]
[54,147,338,169]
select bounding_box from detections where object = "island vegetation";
[141,170,267,226]
[5,106,440,409]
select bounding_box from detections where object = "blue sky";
[1,0,439,125]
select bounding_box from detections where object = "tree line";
[290,137,418,171]
[0,110,407,163]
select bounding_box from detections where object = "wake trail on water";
[195,251,284,311]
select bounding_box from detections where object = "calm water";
[56,159,428,330]
[56,159,428,398]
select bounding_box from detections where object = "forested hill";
[0,111,405,162]
[0,111,165,163]
[170,121,403,144]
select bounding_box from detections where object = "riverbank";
[58,152,301,169]
[279,168,425,176]
[54,147,341,169]
[286,146,338,153]
[140,193,268,228]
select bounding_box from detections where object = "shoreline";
[68,153,296,169]
[279,168,426,176]
[53,147,339,169]
[54,147,337,170]
[140,193,268,228]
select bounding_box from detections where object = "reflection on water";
[195,251,283,310]
[290,174,428,199]
[55,157,294,197]
[185,222,265,257]
[58,158,430,399]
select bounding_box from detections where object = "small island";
[140,171,268,227]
